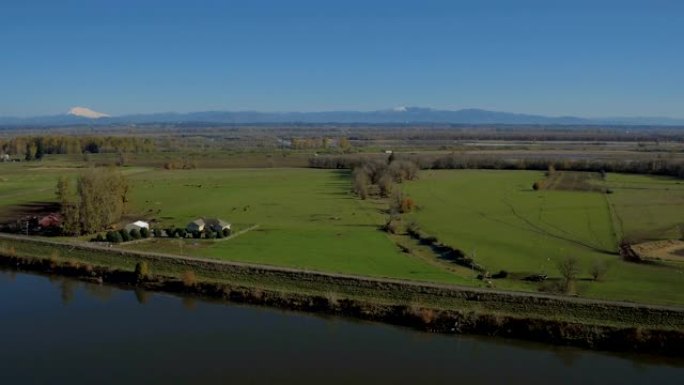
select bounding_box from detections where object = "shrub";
[134,261,149,280]
[129,228,141,240]
[222,228,231,237]
[175,228,187,238]
[206,231,217,239]
[406,221,421,237]
[192,230,201,239]
[94,233,106,242]
[590,260,610,281]
[381,215,400,234]
[153,228,163,237]
[119,229,131,242]
[106,230,123,243]
[216,230,224,239]
[400,198,416,213]
[182,270,197,287]
[532,181,542,190]
[140,227,149,238]
[492,270,508,279]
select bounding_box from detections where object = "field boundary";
[2,232,684,355]
[214,224,260,242]
[1,232,682,314]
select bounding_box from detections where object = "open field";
[1,161,683,306]
[603,173,684,243]
[0,164,468,284]
[403,170,684,305]
[123,168,473,284]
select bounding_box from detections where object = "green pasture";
[404,170,684,305]
[603,173,684,242]
[1,162,683,305]
[121,168,471,284]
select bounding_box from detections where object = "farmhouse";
[186,218,205,233]
[186,218,231,233]
[125,220,150,232]
[205,218,231,232]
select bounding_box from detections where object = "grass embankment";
[1,235,683,333]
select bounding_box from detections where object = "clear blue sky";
[1,0,682,117]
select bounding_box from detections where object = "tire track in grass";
[585,207,609,251]
[527,188,612,253]
[502,198,614,254]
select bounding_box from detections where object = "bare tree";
[590,260,610,281]
[378,174,393,198]
[557,256,580,294]
[351,168,370,199]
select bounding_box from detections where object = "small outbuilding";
[125,220,150,232]
[186,217,230,233]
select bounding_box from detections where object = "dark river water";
[0,270,682,385]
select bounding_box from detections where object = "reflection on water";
[0,269,682,385]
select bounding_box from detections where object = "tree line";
[310,153,684,179]
[1,135,155,160]
[291,137,351,151]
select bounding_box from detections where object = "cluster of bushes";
[93,225,232,243]
[389,190,416,214]
[94,227,151,243]
[311,153,684,179]
[157,227,231,240]
[351,157,419,199]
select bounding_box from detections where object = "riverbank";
[1,234,683,356]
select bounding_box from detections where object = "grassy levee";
[1,234,683,332]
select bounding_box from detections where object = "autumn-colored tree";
[57,168,129,235]
[134,262,149,281]
[400,198,416,213]
[182,270,197,287]
[338,137,351,152]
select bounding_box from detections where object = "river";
[0,270,681,384]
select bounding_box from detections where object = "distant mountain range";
[1,107,683,127]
